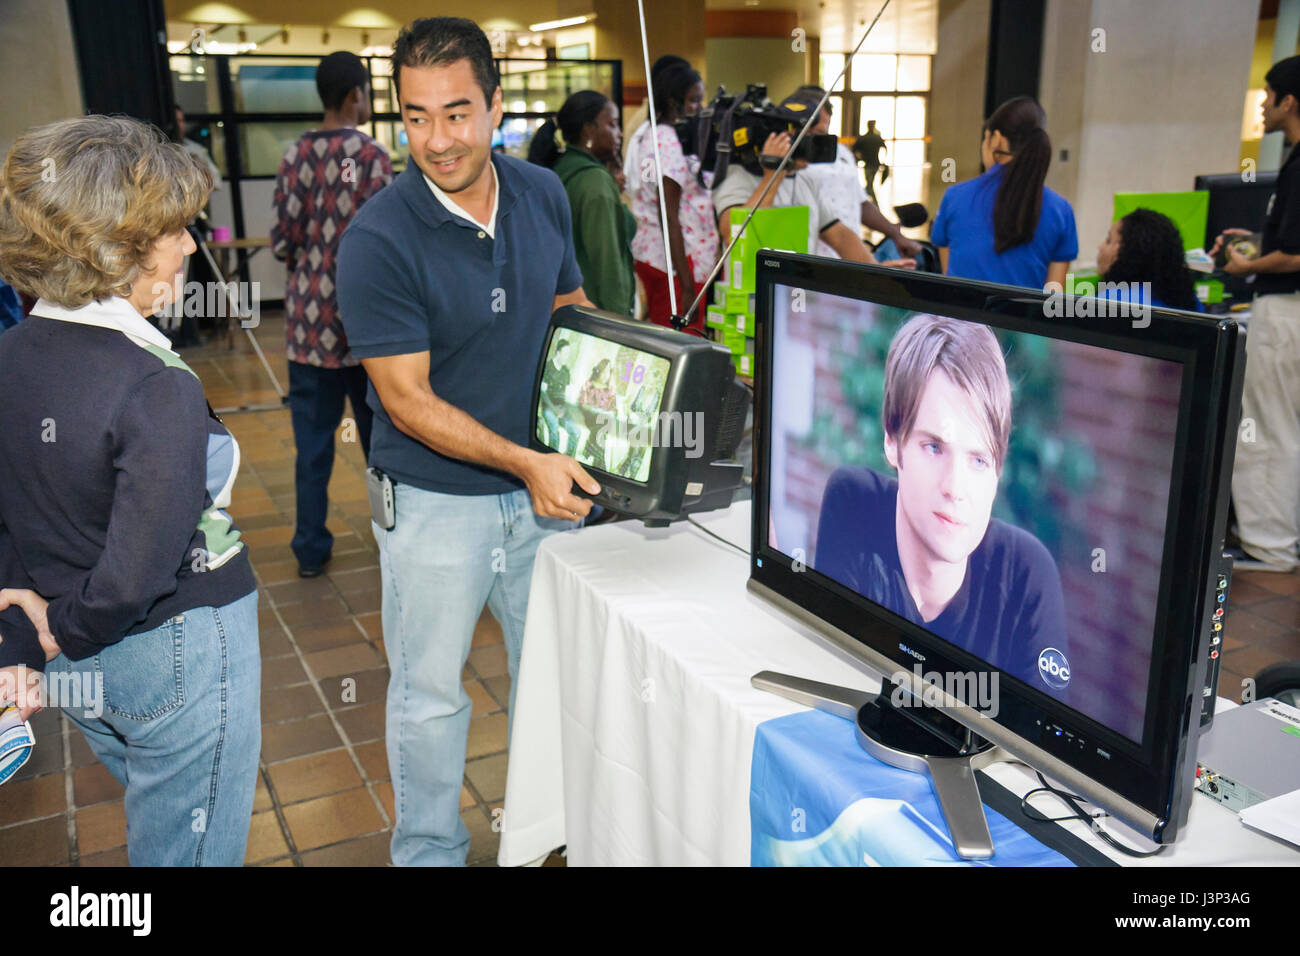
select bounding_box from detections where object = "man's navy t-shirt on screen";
[336,153,583,496]
[931,162,1078,290]
[814,466,1071,699]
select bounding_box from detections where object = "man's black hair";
[555,339,571,353]
[392,17,499,106]
[1266,54,1300,111]
[316,51,368,112]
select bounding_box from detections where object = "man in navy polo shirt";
[336,16,600,867]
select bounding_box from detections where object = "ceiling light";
[528,15,591,32]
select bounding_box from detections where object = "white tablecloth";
[498,501,1298,867]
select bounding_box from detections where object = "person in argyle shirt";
[272,51,393,577]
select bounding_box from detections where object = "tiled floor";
[0,313,562,867]
[2,311,1297,865]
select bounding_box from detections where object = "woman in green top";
[528,91,636,316]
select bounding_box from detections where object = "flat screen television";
[529,306,750,524]
[748,254,1245,844]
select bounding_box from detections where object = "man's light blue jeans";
[50,590,261,866]
[376,482,574,866]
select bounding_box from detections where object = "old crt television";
[1195,170,1278,249]
[749,253,1245,843]
[530,306,750,524]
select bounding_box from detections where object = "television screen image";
[535,327,671,483]
[766,287,1183,743]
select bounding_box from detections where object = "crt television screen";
[766,286,1183,744]
[535,328,671,484]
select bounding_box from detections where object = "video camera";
[674,84,838,185]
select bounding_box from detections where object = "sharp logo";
[899,643,926,662]
[1038,647,1071,689]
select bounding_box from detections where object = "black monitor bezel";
[529,307,724,510]
[750,253,1240,830]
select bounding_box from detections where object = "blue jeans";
[289,361,374,568]
[375,483,574,866]
[540,407,581,457]
[49,591,261,866]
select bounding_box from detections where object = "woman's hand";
[0,589,60,661]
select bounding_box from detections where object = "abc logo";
[1038,648,1071,689]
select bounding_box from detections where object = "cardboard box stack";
[706,205,809,378]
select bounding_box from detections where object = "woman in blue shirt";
[932,96,1077,290]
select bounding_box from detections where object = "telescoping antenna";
[636,0,894,331]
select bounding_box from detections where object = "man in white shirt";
[781,89,921,260]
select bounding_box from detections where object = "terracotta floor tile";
[463,806,498,866]
[300,831,391,866]
[335,702,386,744]
[323,551,381,574]
[0,815,69,866]
[262,654,308,689]
[467,645,508,680]
[465,753,508,803]
[73,762,125,808]
[258,622,294,659]
[1261,628,1300,661]
[277,596,352,629]
[354,739,389,782]
[268,748,363,805]
[330,567,382,594]
[465,679,499,716]
[342,588,382,615]
[460,785,475,810]
[318,667,389,711]
[473,612,504,647]
[375,780,395,821]
[261,682,327,724]
[261,714,342,763]
[1248,570,1300,596]
[66,731,97,770]
[78,847,130,867]
[1223,644,1285,681]
[292,619,369,653]
[467,714,508,760]
[0,772,66,827]
[245,810,290,864]
[267,576,340,606]
[282,788,385,851]
[355,612,382,640]
[76,800,127,856]
[304,642,383,681]
[254,774,273,813]
[483,675,512,711]
[240,525,295,549]
[1247,598,1300,630]
[253,559,301,586]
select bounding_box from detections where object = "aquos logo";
[1038,647,1071,689]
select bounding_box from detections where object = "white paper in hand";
[0,705,35,785]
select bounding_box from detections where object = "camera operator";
[785,88,921,260]
[712,105,913,267]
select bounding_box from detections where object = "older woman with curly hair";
[0,115,260,865]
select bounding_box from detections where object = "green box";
[1112,191,1209,251]
[728,206,809,292]
[1195,278,1224,305]
[724,312,751,336]
[734,353,754,377]
[705,306,725,330]
[717,287,754,315]
[722,326,747,356]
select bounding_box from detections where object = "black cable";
[686,515,748,556]
[1019,771,1164,859]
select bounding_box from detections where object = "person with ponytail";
[629,63,718,331]
[1096,208,1203,312]
[931,96,1077,290]
[529,90,636,315]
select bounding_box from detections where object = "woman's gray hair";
[0,114,212,308]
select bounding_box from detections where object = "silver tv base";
[752,670,1010,860]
